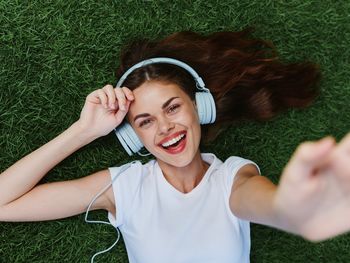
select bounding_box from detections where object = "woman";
[1,29,350,263]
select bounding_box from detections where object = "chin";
[161,155,193,167]
[150,146,199,168]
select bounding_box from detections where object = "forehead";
[133,80,186,98]
[129,81,190,113]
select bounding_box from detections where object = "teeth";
[162,134,185,147]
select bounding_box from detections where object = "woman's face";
[127,80,201,167]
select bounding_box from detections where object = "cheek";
[188,109,201,139]
[135,128,156,147]
[193,121,202,142]
[178,109,201,140]
[181,109,197,123]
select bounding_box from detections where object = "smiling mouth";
[161,134,186,149]
[157,131,187,154]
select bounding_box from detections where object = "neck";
[157,150,209,194]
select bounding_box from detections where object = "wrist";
[272,195,303,236]
[69,121,99,145]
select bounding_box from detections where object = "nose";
[157,116,175,135]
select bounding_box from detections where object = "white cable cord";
[89,230,120,263]
[137,150,151,157]
[84,162,138,263]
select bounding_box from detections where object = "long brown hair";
[116,28,321,142]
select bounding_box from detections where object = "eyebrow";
[133,96,179,122]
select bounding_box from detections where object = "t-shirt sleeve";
[223,156,260,193]
[223,156,261,231]
[107,161,143,228]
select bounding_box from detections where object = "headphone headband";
[116,57,208,91]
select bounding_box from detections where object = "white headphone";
[114,57,216,155]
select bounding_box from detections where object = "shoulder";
[222,156,259,173]
[108,159,155,179]
[106,160,157,225]
[201,153,259,175]
[107,159,157,197]
[222,156,260,193]
[219,155,260,189]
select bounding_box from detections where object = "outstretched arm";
[0,85,134,221]
[0,169,113,222]
[0,122,94,209]
[229,165,283,231]
[230,134,350,241]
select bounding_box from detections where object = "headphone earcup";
[195,92,205,124]
[206,91,216,123]
[195,92,216,124]
[114,122,143,156]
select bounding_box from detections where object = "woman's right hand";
[273,133,350,241]
[77,85,134,139]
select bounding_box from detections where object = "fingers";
[97,88,109,108]
[294,137,335,166]
[285,136,336,180]
[114,87,127,111]
[336,132,350,154]
[102,85,116,109]
[121,86,135,101]
[293,133,350,170]
[115,87,135,111]
[329,132,350,178]
[114,100,132,124]
[90,85,134,110]
[290,133,350,181]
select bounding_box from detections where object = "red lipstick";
[158,131,186,146]
[157,131,187,155]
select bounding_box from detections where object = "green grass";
[1,0,350,262]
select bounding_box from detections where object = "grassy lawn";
[1,0,350,262]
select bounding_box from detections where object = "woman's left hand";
[274,133,350,241]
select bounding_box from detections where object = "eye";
[167,104,180,114]
[139,119,152,128]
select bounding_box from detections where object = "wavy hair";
[116,28,321,142]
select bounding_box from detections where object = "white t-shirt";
[108,153,259,263]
